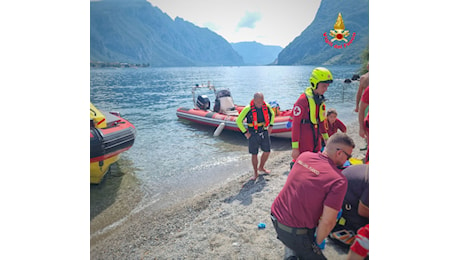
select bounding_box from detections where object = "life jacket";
[305,87,328,152]
[304,87,326,125]
[250,99,270,131]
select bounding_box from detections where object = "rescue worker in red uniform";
[291,67,334,160]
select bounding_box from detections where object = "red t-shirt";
[326,118,347,137]
[271,152,348,229]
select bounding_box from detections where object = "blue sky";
[147,0,321,47]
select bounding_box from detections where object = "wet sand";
[90,122,366,259]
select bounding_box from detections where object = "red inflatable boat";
[176,84,292,138]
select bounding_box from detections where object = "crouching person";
[271,133,355,259]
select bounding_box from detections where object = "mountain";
[231,42,283,65]
[277,0,369,65]
[90,0,244,67]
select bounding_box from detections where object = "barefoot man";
[236,92,275,180]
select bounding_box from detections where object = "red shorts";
[350,224,369,257]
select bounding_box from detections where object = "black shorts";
[248,130,271,154]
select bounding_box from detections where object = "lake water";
[90,65,361,225]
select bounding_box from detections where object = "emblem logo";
[324,13,356,49]
[330,13,349,42]
[293,106,302,117]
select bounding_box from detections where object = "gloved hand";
[317,239,326,250]
[314,234,326,250]
[286,121,292,129]
[337,209,343,220]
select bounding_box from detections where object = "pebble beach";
[90,122,366,259]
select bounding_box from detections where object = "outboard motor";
[196,95,211,110]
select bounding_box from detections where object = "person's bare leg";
[258,152,271,174]
[251,154,259,180]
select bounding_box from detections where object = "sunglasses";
[337,148,352,160]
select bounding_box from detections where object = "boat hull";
[176,106,292,139]
[90,112,136,184]
[90,154,120,184]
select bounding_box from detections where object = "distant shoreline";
[90,61,150,68]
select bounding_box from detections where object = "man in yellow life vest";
[291,67,333,160]
[236,92,275,180]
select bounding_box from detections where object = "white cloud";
[237,11,262,30]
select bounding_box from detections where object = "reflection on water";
[179,119,291,151]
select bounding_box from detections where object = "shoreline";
[90,122,366,259]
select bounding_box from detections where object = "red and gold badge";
[329,13,350,42]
